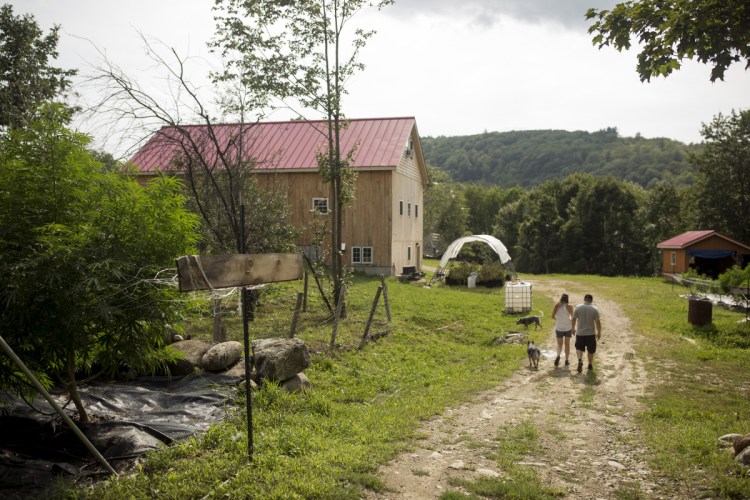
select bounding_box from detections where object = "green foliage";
[718,264,750,294]
[0,4,76,129]
[490,174,653,276]
[0,104,199,416]
[183,166,298,255]
[688,109,750,244]
[421,129,697,188]
[586,0,750,82]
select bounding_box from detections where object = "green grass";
[58,273,750,499]
[68,274,527,499]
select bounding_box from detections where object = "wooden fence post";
[379,274,391,323]
[289,292,304,338]
[359,286,383,349]
[212,297,225,342]
[303,270,309,312]
[330,285,346,348]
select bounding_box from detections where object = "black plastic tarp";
[0,373,241,497]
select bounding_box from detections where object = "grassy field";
[63,273,750,499]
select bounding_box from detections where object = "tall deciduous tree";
[562,176,650,276]
[689,109,750,243]
[0,4,76,129]
[0,104,199,421]
[93,39,298,257]
[212,0,393,315]
[586,0,750,82]
[640,179,687,273]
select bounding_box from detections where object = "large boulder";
[202,341,243,372]
[168,340,212,376]
[736,447,750,467]
[252,338,310,382]
[718,434,744,447]
[734,434,750,456]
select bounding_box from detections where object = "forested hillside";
[421,128,700,188]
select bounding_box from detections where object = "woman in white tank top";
[552,293,574,367]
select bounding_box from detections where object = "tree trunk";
[213,296,225,342]
[66,350,88,423]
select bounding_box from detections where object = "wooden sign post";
[175,251,302,460]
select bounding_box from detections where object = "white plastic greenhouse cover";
[438,235,512,268]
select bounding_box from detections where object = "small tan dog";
[527,341,541,369]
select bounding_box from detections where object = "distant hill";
[420,128,700,188]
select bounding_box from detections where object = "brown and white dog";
[527,341,541,368]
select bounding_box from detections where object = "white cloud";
[8,0,750,153]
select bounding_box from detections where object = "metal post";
[0,335,118,476]
[240,204,253,461]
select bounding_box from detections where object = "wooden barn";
[130,117,427,276]
[657,230,750,278]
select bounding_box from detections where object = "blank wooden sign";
[176,253,303,292]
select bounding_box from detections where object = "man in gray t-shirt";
[571,294,601,373]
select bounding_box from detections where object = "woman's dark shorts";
[574,335,597,353]
[555,330,572,339]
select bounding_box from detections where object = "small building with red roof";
[657,230,750,277]
[130,117,428,276]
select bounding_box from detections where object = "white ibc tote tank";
[505,281,532,313]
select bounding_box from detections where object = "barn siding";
[256,170,395,274]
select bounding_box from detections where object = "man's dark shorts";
[575,335,597,353]
[555,330,572,339]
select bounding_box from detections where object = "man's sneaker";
[577,360,583,373]
[564,359,570,366]
[554,356,560,367]
[588,364,594,372]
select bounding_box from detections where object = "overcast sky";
[10,0,750,156]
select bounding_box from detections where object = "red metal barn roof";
[657,230,716,249]
[657,230,750,250]
[130,117,418,173]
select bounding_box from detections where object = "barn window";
[670,251,677,266]
[415,204,419,218]
[405,138,414,158]
[312,197,329,214]
[407,202,411,216]
[407,246,412,261]
[399,200,403,215]
[352,246,373,265]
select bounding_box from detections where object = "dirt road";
[366,279,671,499]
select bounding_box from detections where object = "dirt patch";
[365,278,677,499]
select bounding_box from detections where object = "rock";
[718,433,744,447]
[734,434,750,456]
[202,341,243,372]
[252,338,310,382]
[168,340,212,376]
[735,446,750,467]
[223,360,248,378]
[281,372,310,392]
[449,460,465,469]
[476,468,500,477]
[173,334,184,342]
